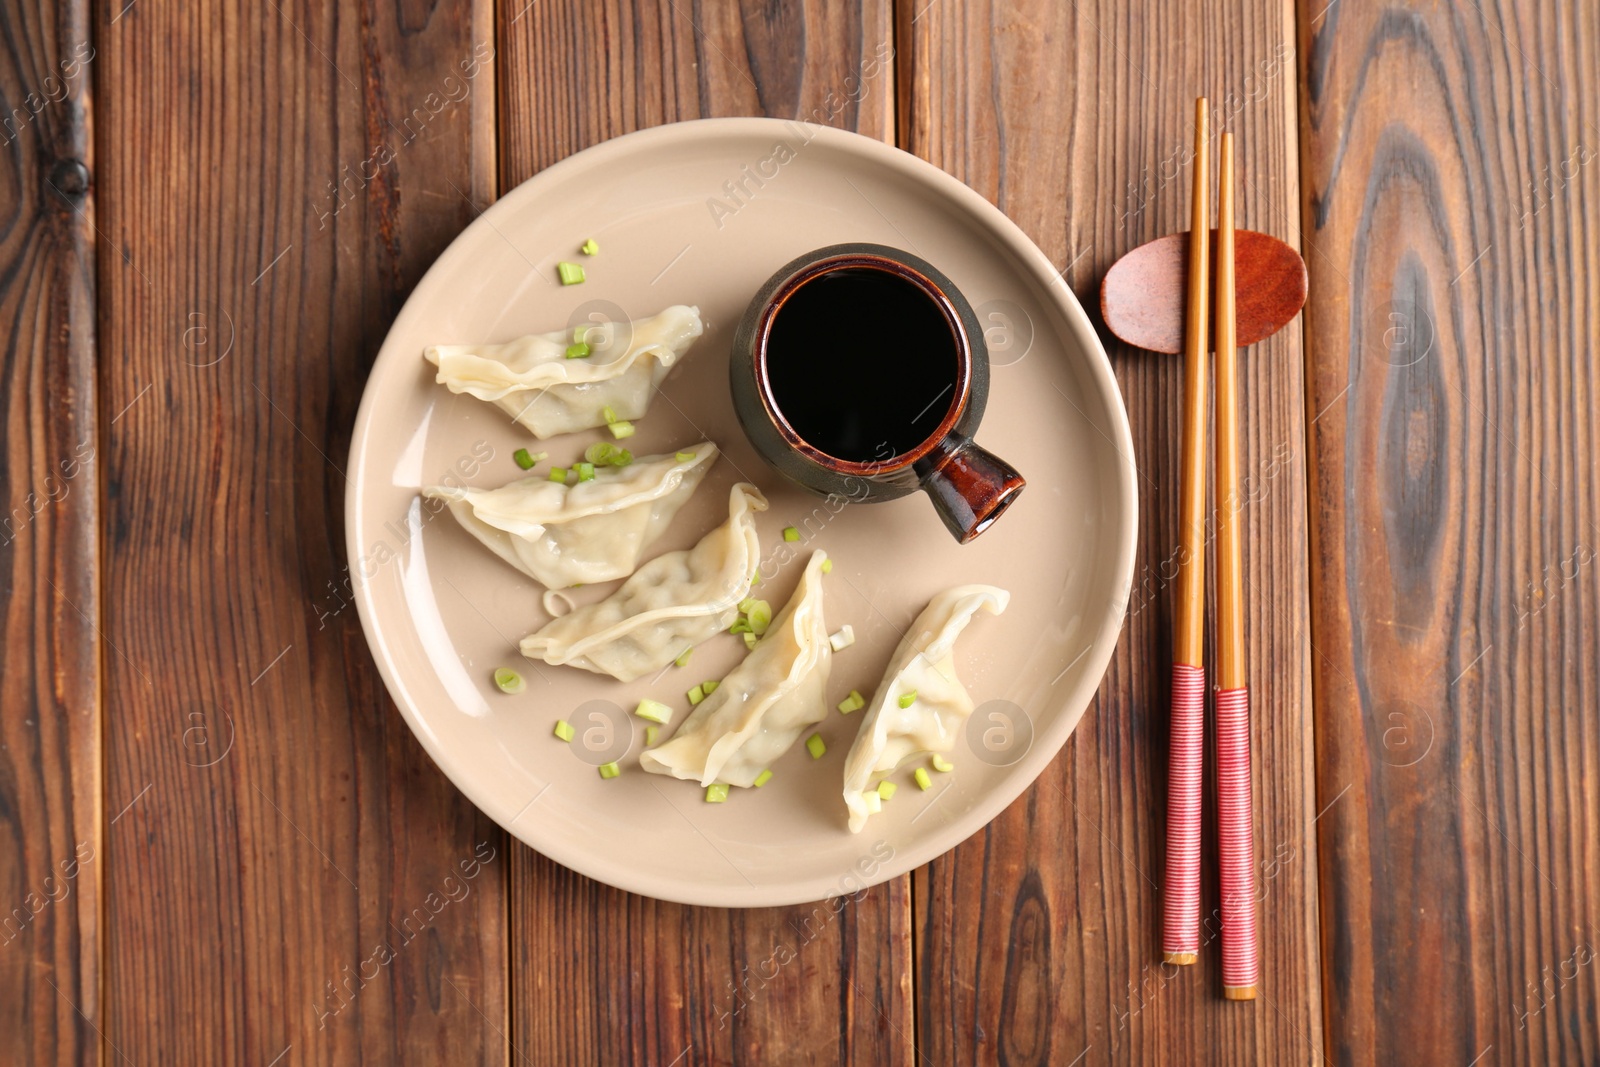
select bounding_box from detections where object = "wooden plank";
[1296,0,1600,1062]
[496,2,912,1063]
[95,0,506,1061]
[905,1,1323,1062]
[0,1,99,1064]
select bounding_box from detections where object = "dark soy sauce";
[765,267,960,462]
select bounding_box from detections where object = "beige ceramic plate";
[348,119,1136,907]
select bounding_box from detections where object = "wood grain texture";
[512,855,914,1065]
[55,0,1600,1060]
[498,0,893,182]
[0,0,98,1063]
[95,0,506,1061]
[905,1,1323,1061]
[496,2,912,1063]
[1296,0,1600,1062]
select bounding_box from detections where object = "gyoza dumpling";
[641,551,831,787]
[421,443,717,589]
[425,305,702,438]
[842,585,1009,833]
[519,483,766,681]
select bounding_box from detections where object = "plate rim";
[347,116,1138,907]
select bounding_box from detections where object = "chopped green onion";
[877,781,897,801]
[749,571,762,586]
[898,690,918,709]
[674,647,693,668]
[705,783,729,803]
[581,238,600,256]
[729,618,752,635]
[598,761,620,779]
[752,769,773,788]
[783,526,800,542]
[742,632,759,650]
[863,791,882,815]
[702,680,719,695]
[805,733,826,759]
[634,698,672,724]
[493,667,524,693]
[687,684,705,705]
[566,468,580,485]
[837,689,866,714]
[931,754,954,773]
[580,441,632,467]
[557,261,585,285]
[746,600,772,635]
[676,451,697,463]
[829,625,855,652]
[601,405,617,424]
[738,597,757,613]
[821,557,833,574]
[549,467,568,483]
[645,725,659,746]
[514,447,537,470]
[608,420,636,440]
[553,719,575,742]
[565,341,591,359]
[914,767,932,790]
[574,461,596,482]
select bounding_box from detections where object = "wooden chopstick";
[1161,97,1210,967]
[1213,131,1259,1000]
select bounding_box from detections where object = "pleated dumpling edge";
[640,549,832,787]
[518,482,768,682]
[421,442,719,589]
[424,304,703,438]
[841,584,1010,833]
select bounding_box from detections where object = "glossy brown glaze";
[731,242,1025,542]
[1100,228,1308,354]
[916,435,1027,543]
[755,252,973,475]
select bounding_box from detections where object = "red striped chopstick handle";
[1216,685,1258,995]
[1162,663,1205,961]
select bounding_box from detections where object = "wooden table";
[4,0,1596,1062]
